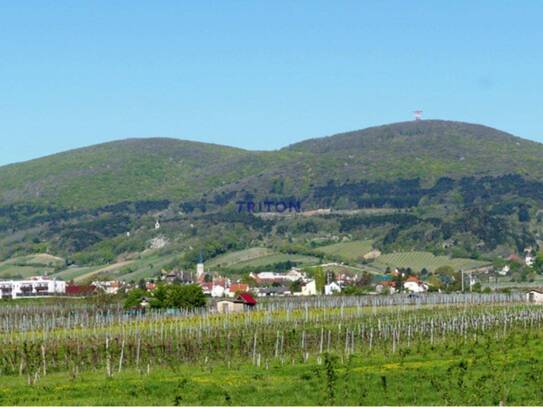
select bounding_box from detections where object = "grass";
[315,239,374,261]
[373,251,490,272]
[1,328,542,405]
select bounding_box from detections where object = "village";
[2,252,543,307]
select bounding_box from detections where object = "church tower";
[196,251,204,279]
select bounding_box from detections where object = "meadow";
[373,251,490,272]
[315,240,374,261]
[0,293,540,405]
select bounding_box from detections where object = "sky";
[0,1,542,166]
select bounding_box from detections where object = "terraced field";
[315,239,374,261]
[229,253,320,269]
[373,251,490,272]
[207,247,274,269]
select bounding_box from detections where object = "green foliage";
[149,284,206,310]
[123,288,146,308]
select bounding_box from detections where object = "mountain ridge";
[1,120,543,209]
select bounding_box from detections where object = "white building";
[211,284,225,298]
[0,277,66,299]
[324,281,342,295]
[403,276,428,293]
[92,280,123,295]
[196,262,205,279]
[498,265,510,276]
[527,289,543,303]
[301,279,317,296]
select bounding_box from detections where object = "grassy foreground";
[1,329,542,406]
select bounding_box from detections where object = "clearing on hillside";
[315,240,374,261]
[373,251,490,272]
[229,253,320,269]
[207,247,274,269]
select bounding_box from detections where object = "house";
[236,293,257,306]
[375,280,397,294]
[66,284,96,297]
[324,281,341,295]
[497,265,510,276]
[507,254,522,263]
[216,293,257,313]
[256,286,290,297]
[92,280,123,295]
[163,270,193,284]
[216,300,244,313]
[527,289,543,303]
[285,268,304,281]
[226,283,250,297]
[0,277,66,299]
[200,282,213,295]
[403,276,428,293]
[525,255,535,267]
[211,284,225,298]
[301,279,317,296]
[250,270,306,285]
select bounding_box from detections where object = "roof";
[66,284,96,296]
[236,293,257,305]
[405,276,420,283]
[229,283,249,293]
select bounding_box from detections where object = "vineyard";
[0,293,542,404]
[315,240,374,261]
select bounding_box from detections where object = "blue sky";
[0,1,541,166]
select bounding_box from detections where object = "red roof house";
[235,293,257,306]
[66,284,97,296]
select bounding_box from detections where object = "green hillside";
[0,138,277,208]
[2,121,543,209]
[315,240,374,261]
[373,251,490,273]
[286,120,543,181]
[2,120,543,270]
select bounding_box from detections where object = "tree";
[289,279,302,293]
[124,288,146,309]
[309,266,326,294]
[149,284,206,310]
[138,278,146,290]
[533,254,543,274]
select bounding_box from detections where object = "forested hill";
[1,120,543,209]
[285,120,543,182]
[2,120,543,263]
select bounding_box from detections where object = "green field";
[0,319,541,405]
[0,254,65,279]
[315,239,374,261]
[207,247,275,269]
[231,253,320,269]
[374,251,490,272]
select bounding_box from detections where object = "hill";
[1,121,543,209]
[1,120,543,270]
[0,138,278,208]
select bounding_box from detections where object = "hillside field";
[315,240,374,261]
[206,247,275,269]
[373,251,490,272]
